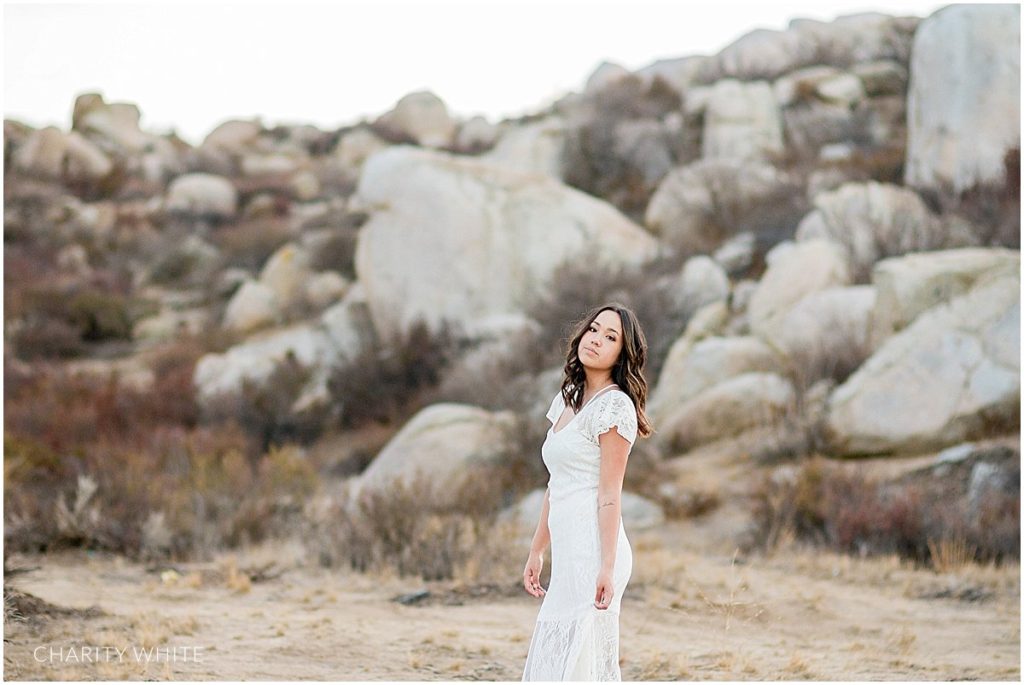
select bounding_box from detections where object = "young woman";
[521,303,653,681]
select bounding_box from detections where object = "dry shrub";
[315,414,543,581]
[618,445,701,519]
[4,415,316,559]
[202,350,323,452]
[752,324,874,464]
[209,215,294,272]
[745,455,1020,567]
[4,363,167,455]
[328,318,467,429]
[663,162,809,269]
[820,145,906,185]
[318,464,525,582]
[8,318,84,359]
[927,146,1020,250]
[138,334,219,429]
[526,248,693,383]
[427,336,549,413]
[3,351,319,558]
[304,210,367,280]
[10,284,159,358]
[562,74,683,221]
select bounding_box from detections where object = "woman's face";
[578,309,624,375]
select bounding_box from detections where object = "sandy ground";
[4,521,1019,680]
[4,443,1020,681]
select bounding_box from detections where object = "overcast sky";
[5,0,950,146]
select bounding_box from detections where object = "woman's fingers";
[523,568,545,597]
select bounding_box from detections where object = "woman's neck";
[584,373,616,394]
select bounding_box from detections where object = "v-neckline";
[550,384,619,436]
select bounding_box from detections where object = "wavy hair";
[559,302,654,439]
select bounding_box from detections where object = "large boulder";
[794,182,978,280]
[583,61,632,93]
[650,335,783,424]
[455,115,499,152]
[659,372,796,450]
[375,90,456,148]
[133,308,209,347]
[869,248,1020,346]
[352,146,659,342]
[747,239,852,338]
[12,127,113,182]
[701,79,784,162]
[479,116,566,178]
[222,280,281,334]
[699,12,918,82]
[194,284,376,412]
[634,55,706,93]
[673,255,730,313]
[645,158,798,252]
[72,92,152,153]
[758,285,877,375]
[202,119,262,152]
[165,172,238,220]
[259,243,315,311]
[333,126,390,171]
[824,272,1019,456]
[905,4,1020,193]
[352,403,517,505]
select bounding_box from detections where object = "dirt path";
[4,510,1019,681]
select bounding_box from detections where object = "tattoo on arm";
[599,500,617,508]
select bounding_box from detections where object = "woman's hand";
[594,568,614,610]
[523,552,546,598]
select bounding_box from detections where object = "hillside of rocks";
[4,4,1019,563]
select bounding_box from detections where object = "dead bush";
[202,350,323,453]
[314,414,544,581]
[317,463,525,581]
[209,216,294,272]
[10,284,159,358]
[744,455,1020,567]
[562,75,683,221]
[327,318,467,429]
[305,211,367,280]
[525,249,692,383]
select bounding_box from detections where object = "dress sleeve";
[587,391,638,447]
[545,391,563,426]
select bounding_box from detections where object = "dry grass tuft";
[634,649,694,680]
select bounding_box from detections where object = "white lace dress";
[522,385,638,681]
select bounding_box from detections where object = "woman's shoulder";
[606,388,636,409]
[592,387,637,419]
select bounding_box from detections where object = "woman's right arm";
[523,486,551,597]
[530,486,551,555]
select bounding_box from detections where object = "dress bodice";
[541,387,639,505]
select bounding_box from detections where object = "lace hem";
[522,610,621,681]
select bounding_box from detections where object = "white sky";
[5,0,951,147]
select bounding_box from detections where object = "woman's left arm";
[594,427,630,609]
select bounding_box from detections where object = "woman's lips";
[586,348,598,356]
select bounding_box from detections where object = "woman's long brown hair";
[559,302,654,439]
